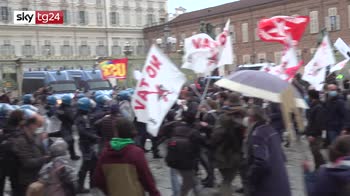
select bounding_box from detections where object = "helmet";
[23,94,34,104]
[117,90,132,101]
[21,108,37,119]
[95,94,112,105]
[77,97,96,112]
[20,105,39,113]
[0,104,14,116]
[94,91,104,98]
[125,88,135,95]
[47,95,57,106]
[61,95,72,105]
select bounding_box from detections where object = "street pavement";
[85,138,312,196]
[3,138,312,196]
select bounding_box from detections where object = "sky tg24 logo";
[14,11,64,25]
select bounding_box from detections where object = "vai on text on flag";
[99,58,128,79]
[132,45,186,136]
[182,19,233,74]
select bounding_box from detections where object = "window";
[241,23,249,43]
[110,12,119,25]
[274,51,283,64]
[1,7,9,21]
[136,45,145,55]
[22,8,28,11]
[326,8,340,31]
[42,40,54,56]
[0,40,14,56]
[96,0,102,7]
[258,53,266,63]
[96,42,107,56]
[96,12,103,26]
[147,14,154,25]
[79,11,86,25]
[243,55,251,64]
[61,40,72,56]
[111,40,121,56]
[62,10,69,24]
[309,11,319,34]
[23,40,35,57]
[136,12,142,26]
[79,41,90,56]
[229,25,236,44]
[124,10,130,25]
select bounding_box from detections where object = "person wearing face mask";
[12,113,50,196]
[325,84,346,144]
[246,105,291,196]
[305,90,327,169]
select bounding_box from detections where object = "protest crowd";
[1,15,350,196]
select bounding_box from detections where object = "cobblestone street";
[3,138,312,196]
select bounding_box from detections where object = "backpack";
[165,125,198,170]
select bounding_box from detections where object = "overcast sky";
[168,0,237,13]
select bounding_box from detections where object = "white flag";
[302,35,335,90]
[334,38,350,60]
[262,38,301,82]
[132,45,186,136]
[302,59,327,91]
[330,59,349,73]
[182,19,233,74]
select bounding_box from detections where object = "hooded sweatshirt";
[93,138,160,196]
[306,156,350,196]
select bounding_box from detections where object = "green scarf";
[110,138,134,151]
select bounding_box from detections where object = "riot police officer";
[75,97,100,193]
[52,95,80,160]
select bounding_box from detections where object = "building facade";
[144,0,350,72]
[0,0,167,60]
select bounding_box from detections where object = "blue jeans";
[328,130,339,144]
[170,168,180,196]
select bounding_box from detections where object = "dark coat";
[12,132,47,186]
[75,113,99,160]
[210,111,245,169]
[325,96,346,132]
[343,100,350,131]
[247,122,291,196]
[306,100,326,137]
[305,156,350,196]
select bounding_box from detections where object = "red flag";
[258,16,309,44]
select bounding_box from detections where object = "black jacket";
[306,100,326,137]
[325,97,346,132]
